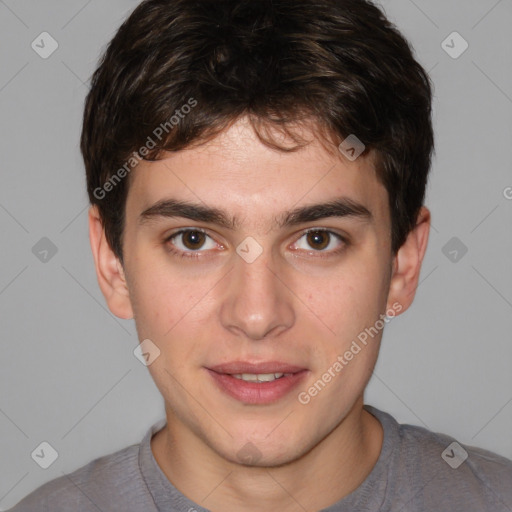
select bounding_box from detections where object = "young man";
[9,0,512,510]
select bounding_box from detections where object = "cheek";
[303,259,388,336]
[128,261,221,358]
[127,265,178,341]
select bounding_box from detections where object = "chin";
[214,429,308,468]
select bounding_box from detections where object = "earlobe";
[386,206,430,315]
[88,206,134,320]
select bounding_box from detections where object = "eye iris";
[183,231,205,250]
[307,231,329,250]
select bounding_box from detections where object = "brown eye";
[292,229,346,256]
[306,230,330,250]
[165,228,220,260]
[167,229,217,254]
[181,230,206,250]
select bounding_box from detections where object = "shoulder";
[7,442,154,512]
[370,406,512,511]
[401,418,512,483]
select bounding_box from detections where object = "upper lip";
[208,361,307,374]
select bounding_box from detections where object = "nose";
[219,247,295,341]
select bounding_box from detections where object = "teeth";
[232,372,286,382]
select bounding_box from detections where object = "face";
[91,117,423,467]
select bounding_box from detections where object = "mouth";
[205,361,309,404]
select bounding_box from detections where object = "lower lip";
[205,369,309,404]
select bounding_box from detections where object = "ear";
[88,205,134,320]
[386,206,430,315]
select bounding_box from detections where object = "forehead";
[125,118,389,230]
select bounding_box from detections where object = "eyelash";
[164,228,212,260]
[164,228,348,260]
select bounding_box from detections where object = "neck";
[151,397,383,512]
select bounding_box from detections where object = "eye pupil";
[307,231,329,250]
[183,231,205,250]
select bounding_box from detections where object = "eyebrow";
[138,197,372,230]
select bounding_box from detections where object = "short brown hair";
[81,0,434,265]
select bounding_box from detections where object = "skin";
[89,116,430,512]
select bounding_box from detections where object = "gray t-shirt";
[8,405,512,511]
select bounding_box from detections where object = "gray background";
[0,0,511,508]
